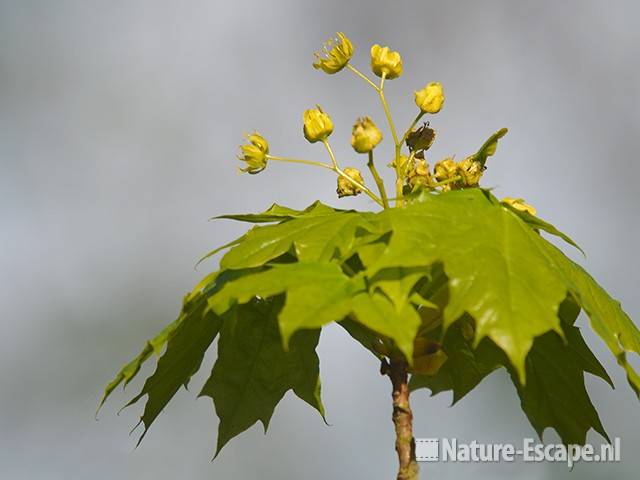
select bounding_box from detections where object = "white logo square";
[416,438,439,462]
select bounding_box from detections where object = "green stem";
[367,151,389,209]
[400,112,425,145]
[430,175,462,188]
[376,73,405,207]
[378,76,400,147]
[394,171,404,207]
[346,64,380,91]
[268,153,383,207]
[405,151,416,175]
[322,140,339,169]
[348,67,411,208]
[267,155,333,170]
[322,140,384,207]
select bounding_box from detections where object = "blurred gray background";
[1,1,639,479]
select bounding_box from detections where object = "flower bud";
[458,156,484,186]
[433,157,458,181]
[388,154,410,172]
[337,167,365,198]
[303,106,334,143]
[351,117,382,153]
[415,82,445,114]
[370,44,403,79]
[237,132,269,174]
[501,197,537,216]
[313,32,354,74]
[407,159,434,188]
[433,157,460,191]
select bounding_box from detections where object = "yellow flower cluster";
[404,153,485,192]
[457,156,484,186]
[434,157,484,190]
[407,159,433,189]
[235,32,513,207]
[433,158,459,191]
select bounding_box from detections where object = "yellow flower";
[237,132,269,174]
[415,82,445,114]
[337,167,364,197]
[388,154,410,172]
[313,32,354,74]
[433,157,458,181]
[303,106,333,143]
[370,44,403,79]
[458,156,483,186]
[407,159,434,188]
[502,197,537,215]
[351,117,382,153]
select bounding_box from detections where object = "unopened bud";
[415,82,445,114]
[303,106,333,143]
[433,157,458,181]
[370,44,403,80]
[458,156,484,186]
[351,117,382,153]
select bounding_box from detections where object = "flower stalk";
[367,151,389,209]
[321,140,383,206]
[376,74,406,206]
[266,155,333,170]
[401,112,426,145]
[344,64,406,206]
[378,75,400,148]
[346,64,380,91]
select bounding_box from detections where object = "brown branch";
[384,359,419,480]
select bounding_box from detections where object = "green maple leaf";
[219,208,374,269]
[102,188,639,453]
[351,291,422,361]
[125,292,222,444]
[96,316,181,415]
[410,296,614,444]
[214,200,344,223]
[208,262,363,347]
[199,296,324,456]
[351,189,638,389]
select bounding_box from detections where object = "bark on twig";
[384,359,419,480]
